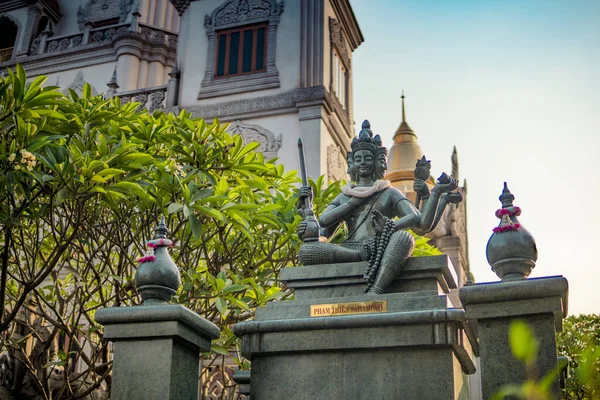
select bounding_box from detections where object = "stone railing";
[44,31,84,53]
[138,23,178,48]
[117,85,168,112]
[0,47,13,62]
[27,22,176,57]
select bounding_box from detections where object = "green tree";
[557,314,600,399]
[0,66,302,399]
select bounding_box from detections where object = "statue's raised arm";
[297,120,463,294]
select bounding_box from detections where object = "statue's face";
[353,150,375,178]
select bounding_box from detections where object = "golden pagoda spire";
[401,90,406,122]
[394,91,415,138]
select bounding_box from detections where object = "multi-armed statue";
[297,120,463,294]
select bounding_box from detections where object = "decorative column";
[36,22,52,55]
[166,62,180,108]
[459,183,568,399]
[116,54,140,91]
[16,6,42,57]
[96,218,220,400]
[148,61,165,86]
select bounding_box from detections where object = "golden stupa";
[385,93,434,202]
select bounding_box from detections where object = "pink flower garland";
[495,206,521,219]
[138,238,174,263]
[493,206,522,234]
[146,238,173,248]
[137,255,156,263]
[493,224,521,233]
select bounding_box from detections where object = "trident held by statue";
[297,139,320,242]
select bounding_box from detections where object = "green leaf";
[211,344,230,356]
[215,297,227,316]
[189,213,203,239]
[195,206,225,222]
[168,203,183,214]
[509,320,538,365]
[97,168,126,177]
[222,285,247,294]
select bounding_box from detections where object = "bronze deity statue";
[297,120,463,294]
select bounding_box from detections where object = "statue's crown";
[351,120,385,153]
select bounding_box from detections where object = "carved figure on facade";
[329,17,350,69]
[297,120,463,294]
[62,71,98,96]
[327,145,348,182]
[226,120,281,159]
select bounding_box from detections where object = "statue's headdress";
[348,120,388,181]
[351,120,386,155]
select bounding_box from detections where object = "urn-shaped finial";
[134,217,181,304]
[486,183,538,281]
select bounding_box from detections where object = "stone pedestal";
[234,255,478,400]
[459,276,568,399]
[96,304,219,400]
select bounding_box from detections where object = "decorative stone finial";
[108,67,118,87]
[134,217,181,304]
[486,183,538,281]
[106,67,119,98]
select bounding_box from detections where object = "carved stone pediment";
[205,0,284,28]
[77,0,134,29]
[226,120,281,159]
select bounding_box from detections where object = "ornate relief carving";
[329,17,350,69]
[77,0,134,29]
[62,71,98,96]
[205,0,284,28]
[226,120,282,159]
[327,145,348,182]
[149,90,166,112]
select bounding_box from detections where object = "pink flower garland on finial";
[137,238,174,263]
[493,206,522,233]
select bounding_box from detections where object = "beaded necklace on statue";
[363,217,395,292]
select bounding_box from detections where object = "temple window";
[214,23,268,79]
[0,16,19,62]
[332,48,347,109]
[198,0,283,99]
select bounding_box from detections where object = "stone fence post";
[96,218,219,400]
[459,184,568,399]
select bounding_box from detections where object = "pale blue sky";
[351,0,600,315]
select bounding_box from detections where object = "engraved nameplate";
[310,300,388,317]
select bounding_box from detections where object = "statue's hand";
[371,210,386,234]
[413,179,430,197]
[297,220,308,240]
[447,191,463,204]
[298,186,313,205]
[434,178,459,194]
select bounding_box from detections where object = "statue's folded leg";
[369,230,415,294]
[298,242,363,265]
